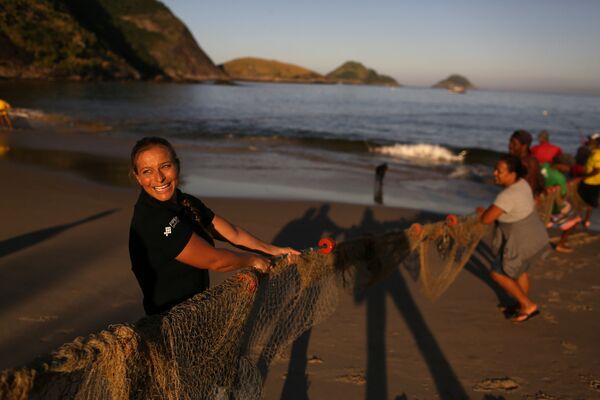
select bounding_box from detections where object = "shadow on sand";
[0,209,118,258]
[262,204,469,399]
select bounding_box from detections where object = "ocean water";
[1,81,600,218]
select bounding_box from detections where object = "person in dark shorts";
[129,136,299,315]
[577,134,600,229]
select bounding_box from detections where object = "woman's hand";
[249,254,272,273]
[270,246,301,257]
[475,206,485,216]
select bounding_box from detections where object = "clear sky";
[163,0,600,94]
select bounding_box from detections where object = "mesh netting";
[0,213,509,399]
[408,215,490,301]
[537,189,560,225]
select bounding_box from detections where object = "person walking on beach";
[129,136,299,315]
[531,130,562,165]
[478,154,549,322]
[0,99,13,130]
[576,134,600,229]
[508,129,545,198]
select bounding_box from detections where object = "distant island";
[220,57,327,83]
[0,0,226,81]
[221,58,400,87]
[326,61,400,87]
[432,74,476,93]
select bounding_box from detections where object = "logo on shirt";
[163,216,180,237]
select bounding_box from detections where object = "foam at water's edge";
[371,143,466,163]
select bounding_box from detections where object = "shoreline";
[0,128,504,218]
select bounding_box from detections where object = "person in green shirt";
[541,161,581,253]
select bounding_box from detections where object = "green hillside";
[221,57,326,83]
[0,0,226,81]
[326,61,400,87]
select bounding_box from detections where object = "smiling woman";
[133,141,180,202]
[128,137,299,315]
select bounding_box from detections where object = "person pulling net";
[0,154,559,398]
[0,209,497,400]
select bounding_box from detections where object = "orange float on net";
[446,214,459,226]
[318,237,336,254]
[410,223,423,235]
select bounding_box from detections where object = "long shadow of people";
[0,209,118,258]
[244,205,342,399]
[254,206,468,399]
[464,233,514,308]
[350,209,468,400]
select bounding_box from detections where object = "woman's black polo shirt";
[129,189,214,315]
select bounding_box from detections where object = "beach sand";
[1,149,599,399]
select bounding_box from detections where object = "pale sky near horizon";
[163,0,600,95]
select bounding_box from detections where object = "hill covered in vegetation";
[220,57,326,83]
[326,61,400,87]
[221,58,400,87]
[0,0,226,81]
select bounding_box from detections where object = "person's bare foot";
[511,304,540,323]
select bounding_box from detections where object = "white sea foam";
[372,143,465,163]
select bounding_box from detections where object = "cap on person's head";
[589,133,600,145]
[538,130,549,141]
[511,129,532,147]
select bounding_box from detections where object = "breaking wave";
[371,143,466,163]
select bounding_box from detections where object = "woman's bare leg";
[490,271,536,313]
[517,272,529,295]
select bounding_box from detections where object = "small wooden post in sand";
[374,162,388,204]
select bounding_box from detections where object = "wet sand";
[1,143,599,398]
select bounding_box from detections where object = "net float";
[271,237,336,265]
[317,237,336,254]
[410,223,423,235]
[446,214,459,226]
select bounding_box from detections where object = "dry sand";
[1,155,599,399]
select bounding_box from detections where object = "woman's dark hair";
[130,136,180,173]
[510,129,532,147]
[499,154,527,178]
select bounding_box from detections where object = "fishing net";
[0,214,502,399]
[537,188,560,225]
[407,215,490,301]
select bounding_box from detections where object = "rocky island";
[326,61,400,87]
[432,74,476,93]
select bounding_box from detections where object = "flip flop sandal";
[511,309,540,323]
